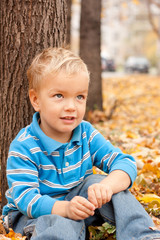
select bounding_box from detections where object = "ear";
[29,89,40,112]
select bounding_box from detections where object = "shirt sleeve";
[6,143,56,218]
[85,122,137,187]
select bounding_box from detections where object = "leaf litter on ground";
[88,74,160,239]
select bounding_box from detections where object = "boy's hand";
[66,196,95,220]
[88,183,113,209]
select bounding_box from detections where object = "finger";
[94,187,103,208]
[88,187,98,208]
[76,205,95,219]
[100,187,108,205]
[76,203,95,217]
[71,196,95,215]
[106,189,113,202]
[70,197,95,220]
[77,197,95,214]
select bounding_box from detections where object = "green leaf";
[97,226,105,232]
[107,228,116,234]
[102,222,116,232]
[88,222,116,240]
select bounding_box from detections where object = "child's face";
[30,71,89,143]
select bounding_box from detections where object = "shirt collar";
[71,126,82,147]
[31,112,82,155]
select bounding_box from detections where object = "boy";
[2,47,160,240]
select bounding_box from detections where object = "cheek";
[42,101,59,110]
[78,104,86,115]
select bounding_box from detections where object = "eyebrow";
[48,88,88,94]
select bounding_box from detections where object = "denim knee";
[31,214,86,240]
[83,174,106,186]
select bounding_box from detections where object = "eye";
[54,94,63,99]
[77,95,85,100]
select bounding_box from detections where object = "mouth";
[60,116,76,120]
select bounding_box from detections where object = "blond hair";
[27,47,90,90]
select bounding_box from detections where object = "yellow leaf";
[126,131,138,139]
[137,194,160,204]
[93,168,97,174]
[155,117,160,128]
[140,163,160,177]
[135,174,147,186]
[93,166,107,175]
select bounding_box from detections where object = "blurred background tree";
[80,0,102,111]
[147,0,160,73]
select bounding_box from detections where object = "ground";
[87,74,160,239]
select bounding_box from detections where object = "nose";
[64,99,76,112]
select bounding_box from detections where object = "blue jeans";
[6,175,160,240]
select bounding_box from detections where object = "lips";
[61,116,76,120]
[60,116,76,125]
[60,116,76,124]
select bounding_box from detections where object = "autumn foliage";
[0,220,26,240]
[88,75,160,238]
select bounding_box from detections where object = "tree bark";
[80,0,102,111]
[146,0,160,74]
[0,0,67,211]
[66,0,72,46]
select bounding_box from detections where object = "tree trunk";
[0,0,67,212]
[66,0,72,46]
[146,0,160,75]
[80,0,102,111]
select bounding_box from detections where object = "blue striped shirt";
[3,112,137,218]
